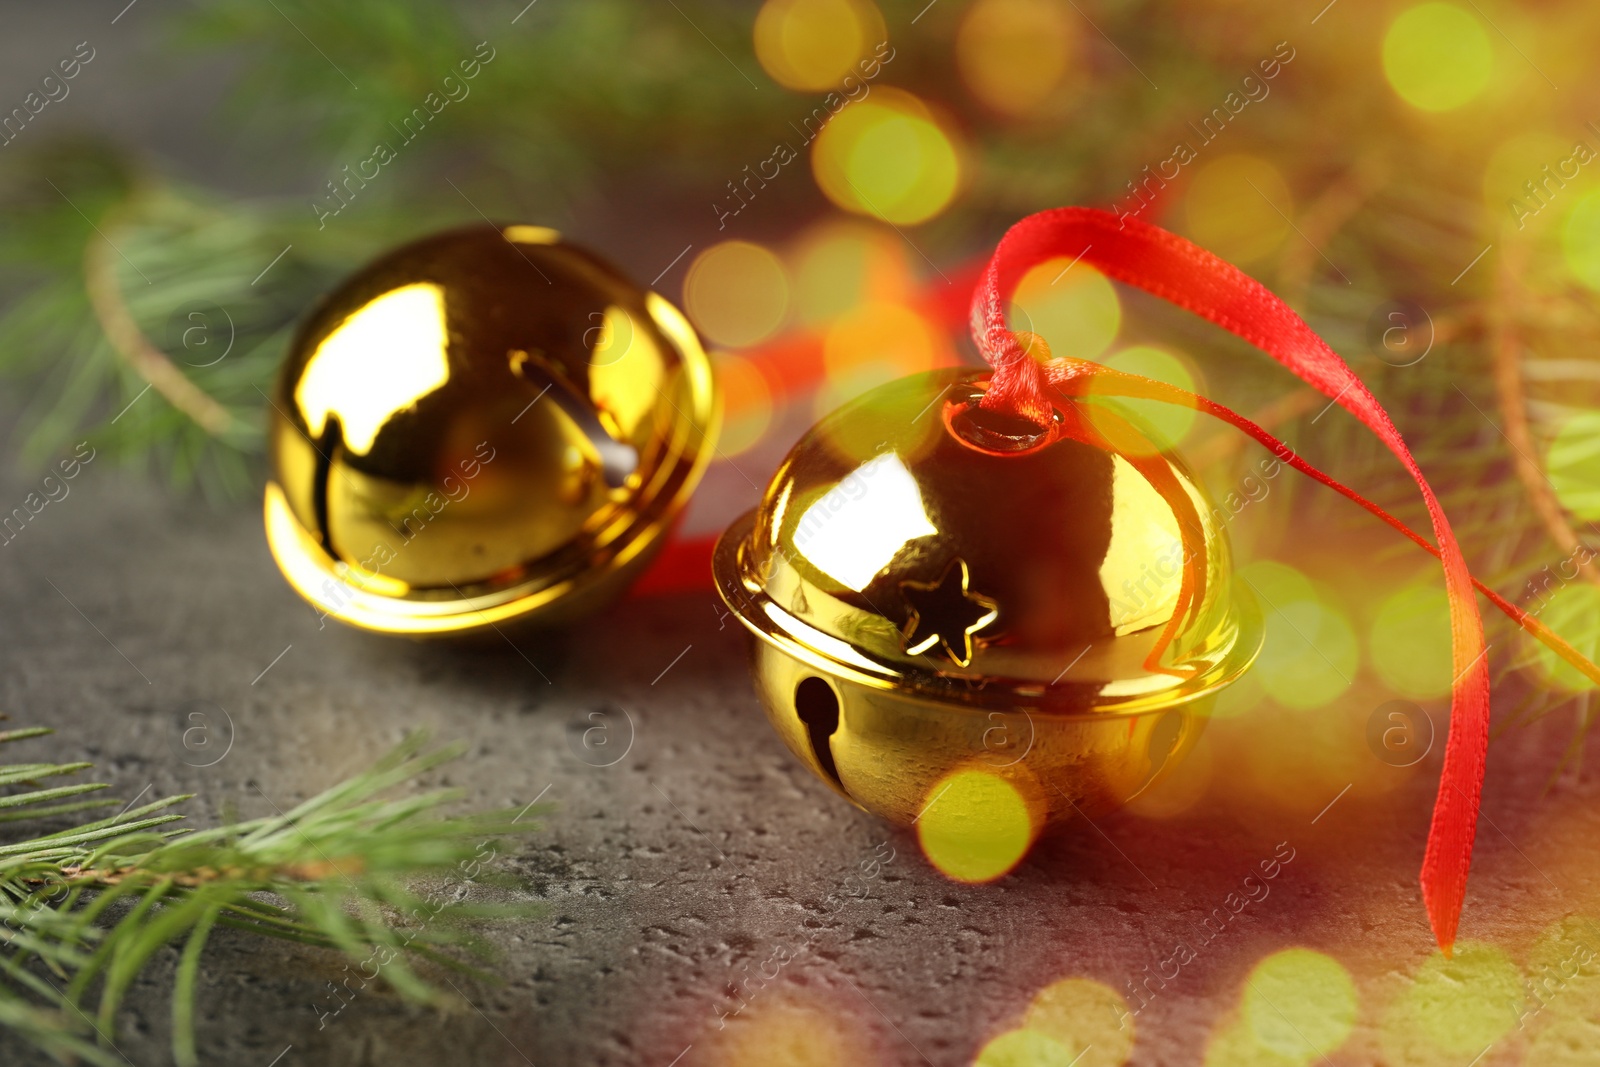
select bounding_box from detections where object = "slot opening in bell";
[794,676,846,793]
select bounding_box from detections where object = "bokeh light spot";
[754,0,886,93]
[1530,583,1600,691]
[1548,411,1600,518]
[812,89,962,225]
[1009,260,1121,363]
[1184,155,1293,265]
[823,301,938,388]
[1529,1017,1600,1067]
[713,353,775,456]
[1527,914,1600,1027]
[1382,3,1493,113]
[917,768,1035,883]
[685,241,790,348]
[1086,345,1201,452]
[1562,191,1600,290]
[956,0,1076,117]
[1203,1016,1305,1067]
[1243,949,1358,1059]
[973,1027,1075,1067]
[790,221,910,326]
[1383,942,1523,1060]
[1483,132,1576,230]
[1369,583,1453,699]
[1023,978,1135,1067]
[706,989,875,1066]
[1236,561,1357,710]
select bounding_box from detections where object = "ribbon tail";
[973,207,1490,952]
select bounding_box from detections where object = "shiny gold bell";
[265,224,718,635]
[713,368,1262,842]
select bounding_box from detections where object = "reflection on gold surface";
[587,303,662,437]
[715,369,1260,835]
[264,225,718,635]
[793,452,936,589]
[502,224,560,245]
[295,282,449,456]
[1101,455,1185,634]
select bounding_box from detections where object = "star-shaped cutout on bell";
[899,557,1000,668]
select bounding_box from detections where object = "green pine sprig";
[0,727,544,1066]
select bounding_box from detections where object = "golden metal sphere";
[714,368,1261,835]
[265,224,718,635]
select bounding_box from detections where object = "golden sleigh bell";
[713,368,1263,842]
[264,224,718,635]
[261,221,1260,852]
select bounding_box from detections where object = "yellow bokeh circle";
[705,990,875,1067]
[973,1028,1075,1067]
[789,220,911,326]
[1086,345,1201,453]
[1236,560,1357,711]
[1382,3,1494,113]
[1243,949,1358,1059]
[1483,131,1574,230]
[1530,582,1600,692]
[1547,410,1600,518]
[754,0,887,93]
[822,301,938,386]
[684,241,790,348]
[1562,191,1600,291]
[811,88,962,226]
[1184,155,1294,265]
[1008,259,1121,363]
[1203,1017,1305,1067]
[916,768,1035,883]
[713,352,775,457]
[1383,942,1523,1060]
[956,0,1077,117]
[1368,583,1453,699]
[1023,978,1135,1067]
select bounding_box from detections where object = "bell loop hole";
[945,390,1063,456]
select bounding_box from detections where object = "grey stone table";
[5,6,1600,1065]
[3,427,1599,1067]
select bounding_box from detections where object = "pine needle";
[0,728,545,1066]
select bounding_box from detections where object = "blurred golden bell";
[265,224,718,635]
[713,368,1261,832]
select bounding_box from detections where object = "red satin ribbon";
[967,206,1595,954]
[638,206,1600,953]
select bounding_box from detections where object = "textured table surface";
[3,423,1600,1067]
[6,6,1600,1066]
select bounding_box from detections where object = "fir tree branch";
[1491,239,1600,587]
[82,196,241,439]
[0,729,544,1066]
